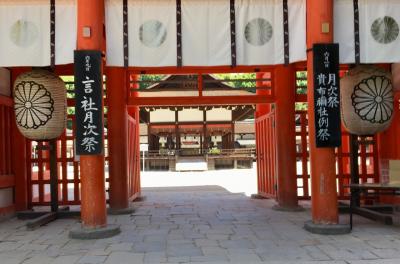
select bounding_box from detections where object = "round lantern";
[340,65,394,136]
[13,69,66,140]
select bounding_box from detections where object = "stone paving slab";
[0,185,399,263]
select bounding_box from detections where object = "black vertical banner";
[74,50,103,155]
[313,43,341,148]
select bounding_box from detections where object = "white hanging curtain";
[288,0,306,63]
[359,0,400,63]
[105,0,124,66]
[0,0,76,67]
[235,0,284,65]
[333,0,355,64]
[181,0,231,66]
[106,0,307,67]
[55,0,77,65]
[0,0,50,67]
[106,0,177,67]
[129,0,177,67]
[334,0,400,64]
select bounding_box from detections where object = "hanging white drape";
[0,0,50,67]
[333,0,355,64]
[55,0,77,65]
[181,0,231,66]
[106,0,307,67]
[334,0,400,63]
[288,0,306,63]
[0,0,76,67]
[359,0,400,63]
[235,0,284,65]
[106,0,177,67]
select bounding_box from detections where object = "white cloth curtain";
[0,0,50,67]
[235,0,284,65]
[334,0,355,64]
[288,0,306,63]
[0,0,76,67]
[334,0,400,63]
[106,0,307,67]
[129,0,177,67]
[181,0,231,66]
[359,0,400,63]
[55,0,77,65]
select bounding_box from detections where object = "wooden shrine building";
[138,74,255,171]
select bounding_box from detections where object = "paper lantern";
[341,65,394,136]
[13,69,66,140]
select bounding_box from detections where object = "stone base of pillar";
[132,196,146,202]
[107,207,135,215]
[69,224,121,240]
[272,204,304,212]
[304,220,351,235]
[250,194,268,199]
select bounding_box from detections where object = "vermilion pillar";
[107,67,130,211]
[274,65,300,210]
[11,68,28,211]
[77,0,107,228]
[306,0,344,229]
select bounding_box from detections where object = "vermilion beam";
[128,95,273,107]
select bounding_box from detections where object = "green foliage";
[296,71,307,94]
[139,74,166,90]
[295,102,308,111]
[213,73,256,93]
[208,148,221,155]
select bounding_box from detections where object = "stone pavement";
[1,185,400,264]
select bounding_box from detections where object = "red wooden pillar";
[11,68,28,211]
[107,67,131,212]
[274,65,300,210]
[76,0,107,229]
[305,0,348,232]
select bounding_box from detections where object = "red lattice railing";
[295,111,379,200]
[256,109,277,198]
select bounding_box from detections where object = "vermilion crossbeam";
[128,95,274,107]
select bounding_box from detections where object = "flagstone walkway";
[1,185,400,264]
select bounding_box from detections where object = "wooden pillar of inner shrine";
[304,0,349,234]
[107,67,133,214]
[273,65,301,211]
[70,0,120,238]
